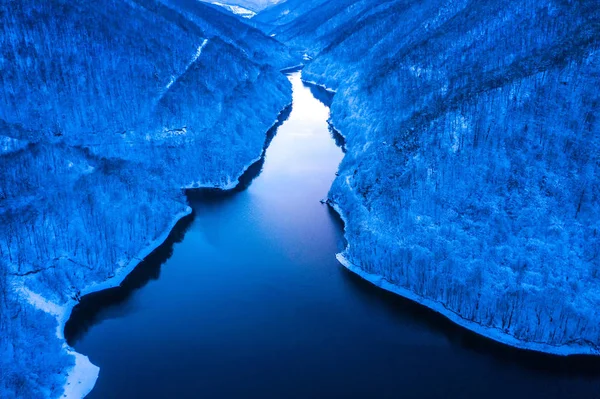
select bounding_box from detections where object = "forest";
[0,0,295,397]
[259,0,600,352]
[2,0,600,397]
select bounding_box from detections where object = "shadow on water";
[328,192,600,377]
[187,103,292,201]
[64,211,195,345]
[302,80,346,152]
[65,72,600,385]
[339,266,600,377]
[303,81,334,107]
[328,123,346,152]
[65,103,293,346]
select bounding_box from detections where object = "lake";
[65,72,600,399]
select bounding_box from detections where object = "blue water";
[66,72,600,399]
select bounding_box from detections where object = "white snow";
[159,39,209,100]
[280,64,304,73]
[300,79,336,94]
[53,102,291,397]
[329,194,599,357]
[336,252,599,356]
[61,350,99,399]
[11,206,194,399]
[212,2,257,18]
[17,287,63,322]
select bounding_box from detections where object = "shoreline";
[58,205,192,398]
[15,203,194,398]
[182,101,293,192]
[314,73,600,358]
[327,201,600,357]
[280,64,304,73]
[57,100,294,398]
[300,78,337,94]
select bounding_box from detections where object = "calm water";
[66,72,600,399]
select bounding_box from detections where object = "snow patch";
[17,287,63,321]
[55,206,193,398]
[159,39,209,100]
[280,64,304,73]
[301,79,336,94]
[212,2,256,18]
[336,252,600,356]
[61,350,99,399]
[55,101,291,397]
[328,185,599,357]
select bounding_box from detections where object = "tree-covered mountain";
[260,0,600,353]
[0,0,296,397]
[2,0,600,396]
[254,0,328,31]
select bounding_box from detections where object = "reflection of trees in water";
[303,81,334,108]
[189,103,293,199]
[339,266,600,378]
[64,211,194,345]
[65,103,294,346]
[301,81,345,152]
[328,124,346,152]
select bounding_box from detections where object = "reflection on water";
[66,72,600,399]
[65,102,294,345]
[302,80,345,151]
[64,212,194,344]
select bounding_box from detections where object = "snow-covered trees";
[0,0,295,397]
[264,0,600,352]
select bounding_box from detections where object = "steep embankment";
[254,0,328,28]
[260,0,600,354]
[0,0,296,397]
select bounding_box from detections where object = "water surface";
[66,72,600,399]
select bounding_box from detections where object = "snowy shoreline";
[56,206,192,398]
[54,101,294,398]
[183,101,293,191]
[300,78,337,94]
[280,64,304,73]
[327,202,599,357]
[312,69,600,357]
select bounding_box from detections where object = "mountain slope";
[0,1,295,397]
[200,0,282,12]
[254,0,329,28]
[266,0,600,353]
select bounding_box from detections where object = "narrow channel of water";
[66,72,600,399]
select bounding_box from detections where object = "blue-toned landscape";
[1,1,599,398]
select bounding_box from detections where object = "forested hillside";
[0,1,295,397]
[254,0,328,27]
[260,0,600,353]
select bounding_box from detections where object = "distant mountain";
[200,0,283,12]
[212,2,257,18]
[263,0,600,354]
[254,0,328,27]
[0,1,296,398]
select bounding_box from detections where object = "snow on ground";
[0,1,297,397]
[284,0,600,355]
[212,2,256,18]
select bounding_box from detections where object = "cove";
[65,72,600,398]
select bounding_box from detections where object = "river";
[65,72,600,398]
